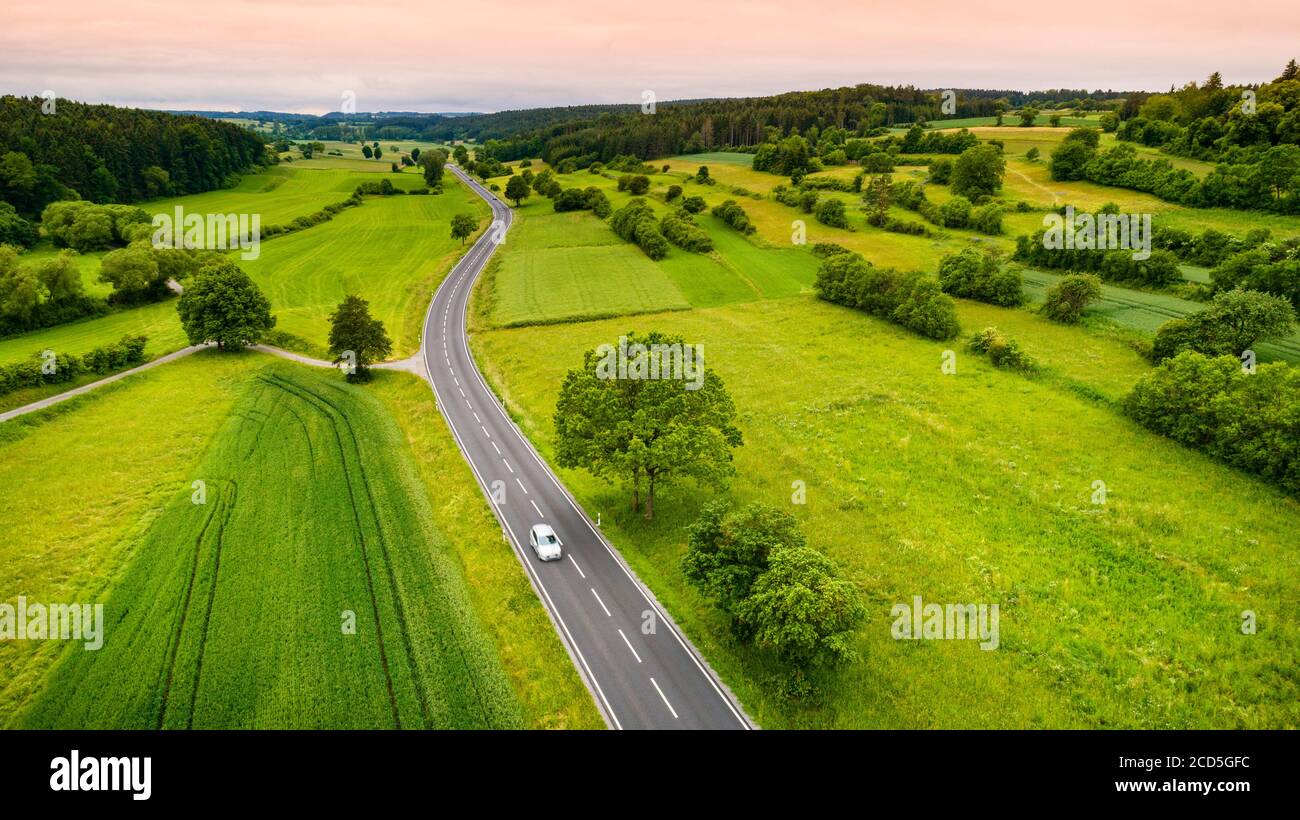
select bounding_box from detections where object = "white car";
[528,524,563,561]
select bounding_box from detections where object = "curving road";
[422,166,751,730]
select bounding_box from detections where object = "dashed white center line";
[649,678,678,719]
[617,628,642,663]
[515,477,528,494]
[490,441,501,455]
[458,388,466,398]
[502,459,513,473]
[530,498,544,518]
[481,425,490,437]
[568,554,585,579]
[590,587,611,617]
[473,411,482,423]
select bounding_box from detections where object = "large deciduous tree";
[553,331,743,518]
[504,174,531,206]
[328,295,392,382]
[951,144,1005,200]
[177,262,275,349]
[450,212,477,245]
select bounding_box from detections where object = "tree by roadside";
[419,149,447,189]
[505,175,531,207]
[177,262,275,349]
[328,295,392,382]
[553,330,743,519]
[450,213,477,245]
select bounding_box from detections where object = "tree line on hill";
[1115,62,1300,161]
[0,96,267,218]
[444,85,1122,168]
[1043,63,1300,213]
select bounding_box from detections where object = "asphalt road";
[422,166,751,730]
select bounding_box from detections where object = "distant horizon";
[3,0,1297,116]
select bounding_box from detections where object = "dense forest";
[0,96,267,217]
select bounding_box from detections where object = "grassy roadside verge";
[370,370,605,729]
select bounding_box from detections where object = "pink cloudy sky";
[3,0,1297,113]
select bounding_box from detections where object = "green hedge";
[0,335,148,396]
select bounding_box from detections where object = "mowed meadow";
[468,149,1300,728]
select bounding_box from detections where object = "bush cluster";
[609,198,669,259]
[967,327,1037,372]
[814,250,961,340]
[937,247,1025,306]
[711,199,757,234]
[553,186,612,217]
[1125,351,1300,493]
[0,334,147,396]
[659,211,713,253]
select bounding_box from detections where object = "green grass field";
[0,299,186,368]
[471,295,1300,729]
[7,358,523,729]
[0,352,265,723]
[0,167,487,368]
[146,164,430,226]
[465,140,1300,729]
[240,186,488,355]
[485,167,825,326]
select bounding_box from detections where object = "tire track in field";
[156,486,223,728]
[302,378,493,726]
[185,479,237,730]
[259,374,409,727]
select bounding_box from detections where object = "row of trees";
[609,199,669,259]
[0,334,147,396]
[1013,229,1183,288]
[882,177,1004,235]
[1211,239,1300,309]
[0,245,101,334]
